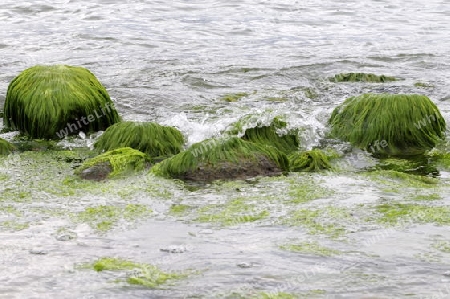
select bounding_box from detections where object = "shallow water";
[1,0,450,298]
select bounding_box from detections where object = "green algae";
[428,151,450,170]
[414,82,434,88]
[280,241,340,256]
[0,220,29,231]
[304,87,318,99]
[219,290,326,299]
[241,117,299,155]
[414,252,441,263]
[257,292,299,299]
[0,138,15,155]
[0,206,23,218]
[328,93,446,156]
[94,121,184,159]
[75,147,151,179]
[265,97,288,102]
[412,193,442,201]
[4,64,120,139]
[84,257,186,288]
[288,149,332,172]
[221,92,249,102]
[375,203,450,225]
[331,72,397,82]
[169,204,191,215]
[288,177,334,204]
[151,137,289,182]
[284,207,353,238]
[195,198,270,226]
[73,204,152,231]
[10,137,60,152]
[375,156,438,176]
[432,240,450,253]
[364,170,439,191]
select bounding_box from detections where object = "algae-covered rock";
[3,64,121,139]
[332,72,397,82]
[94,121,184,159]
[288,149,332,172]
[240,117,299,155]
[328,93,446,156]
[0,138,15,155]
[75,147,151,180]
[151,137,289,182]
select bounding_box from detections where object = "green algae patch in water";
[283,207,354,238]
[0,220,30,231]
[428,150,450,170]
[72,204,152,232]
[288,149,333,172]
[0,138,15,155]
[411,193,442,201]
[3,64,120,139]
[331,72,397,82]
[375,203,450,226]
[303,87,319,99]
[432,240,450,253]
[414,82,434,88]
[169,204,192,215]
[328,93,446,156]
[10,137,60,152]
[288,176,334,204]
[374,156,438,176]
[94,121,184,159]
[217,290,325,299]
[220,92,249,102]
[195,198,270,226]
[257,292,299,299]
[279,241,340,257]
[364,170,439,192]
[83,257,187,288]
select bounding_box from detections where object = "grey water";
[1,0,450,298]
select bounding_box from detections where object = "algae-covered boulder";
[0,138,15,155]
[151,137,289,182]
[94,121,184,159]
[289,149,332,172]
[240,118,299,155]
[75,147,151,181]
[329,94,446,156]
[332,72,396,83]
[3,65,121,139]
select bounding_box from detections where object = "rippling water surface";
[1,1,450,298]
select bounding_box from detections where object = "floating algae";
[81,257,187,288]
[331,72,397,83]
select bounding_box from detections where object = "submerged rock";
[328,93,446,156]
[94,121,184,160]
[75,147,151,180]
[151,137,289,182]
[0,138,15,155]
[3,64,121,139]
[331,72,397,82]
